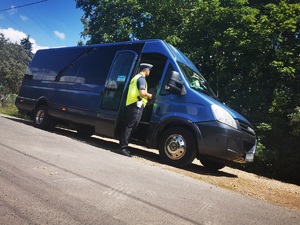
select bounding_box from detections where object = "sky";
[0,0,84,53]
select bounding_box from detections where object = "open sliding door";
[95,48,141,137]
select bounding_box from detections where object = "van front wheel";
[158,127,197,167]
[199,157,226,170]
[33,106,53,130]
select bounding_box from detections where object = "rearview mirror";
[166,71,186,95]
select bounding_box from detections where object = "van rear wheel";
[158,127,197,167]
[33,105,54,130]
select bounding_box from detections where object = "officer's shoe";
[119,148,132,157]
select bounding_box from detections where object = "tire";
[158,127,197,167]
[33,105,54,130]
[199,158,226,171]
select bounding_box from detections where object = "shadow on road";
[4,115,237,178]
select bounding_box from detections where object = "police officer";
[119,63,153,157]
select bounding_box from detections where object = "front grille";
[237,120,256,136]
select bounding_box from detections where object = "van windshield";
[178,62,216,98]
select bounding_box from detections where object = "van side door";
[95,50,139,137]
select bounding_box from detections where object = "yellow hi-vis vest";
[126,74,148,106]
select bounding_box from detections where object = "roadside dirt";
[168,163,300,212]
[131,147,300,212]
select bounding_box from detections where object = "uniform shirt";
[137,76,147,90]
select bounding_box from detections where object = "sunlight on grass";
[0,103,26,118]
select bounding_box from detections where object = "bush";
[0,95,28,119]
[233,141,300,185]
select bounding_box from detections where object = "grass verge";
[0,103,28,119]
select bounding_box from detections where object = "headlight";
[211,104,237,129]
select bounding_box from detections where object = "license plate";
[245,153,254,162]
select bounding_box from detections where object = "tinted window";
[105,52,135,89]
[28,47,86,81]
[76,46,121,85]
[59,60,82,83]
[101,51,137,111]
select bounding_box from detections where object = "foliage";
[76,0,300,184]
[0,104,18,116]
[289,107,300,136]
[20,35,34,59]
[0,33,31,95]
[20,35,32,52]
[0,97,20,117]
[0,93,29,119]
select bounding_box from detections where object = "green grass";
[0,103,27,118]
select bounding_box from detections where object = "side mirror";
[166,71,186,95]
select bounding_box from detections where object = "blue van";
[16,39,256,169]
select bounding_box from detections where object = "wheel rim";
[164,134,186,160]
[35,109,45,125]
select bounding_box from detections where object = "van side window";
[59,59,82,83]
[29,48,85,81]
[76,47,119,85]
[105,52,134,89]
[101,51,137,111]
[58,48,94,83]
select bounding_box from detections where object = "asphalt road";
[0,114,299,225]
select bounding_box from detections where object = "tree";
[0,33,30,94]
[259,1,300,183]
[20,35,34,59]
[76,0,192,45]
[20,35,32,52]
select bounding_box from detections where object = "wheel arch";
[34,97,49,110]
[151,117,203,155]
[31,97,49,119]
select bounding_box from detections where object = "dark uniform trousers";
[120,103,144,150]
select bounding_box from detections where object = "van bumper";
[196,121,257,163]
[15,96,35,115]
